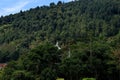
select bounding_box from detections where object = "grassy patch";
[82,78,96,80]
[56,78,64,80]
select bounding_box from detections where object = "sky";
[0,0,74,16]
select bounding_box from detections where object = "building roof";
[0,63,7,68]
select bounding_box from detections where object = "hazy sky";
[0,0,73,16]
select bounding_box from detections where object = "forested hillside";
[0,0,120,80]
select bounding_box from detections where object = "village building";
[0,63,7,70]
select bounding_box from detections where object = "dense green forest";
[0,0,120,80]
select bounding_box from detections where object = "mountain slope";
[0,0,119,63]
[0,0,120,80]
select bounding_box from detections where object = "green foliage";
[40,68,57,80]
[56,78,64,80]
[0,43,61,80]
[0,0,119,80]
[82,78,96,80]
[0,0,119,63]
[0,42,119,80]
[11,70,34,80]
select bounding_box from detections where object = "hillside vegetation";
[0,0,120,80]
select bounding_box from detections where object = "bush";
[82,78,96,80]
